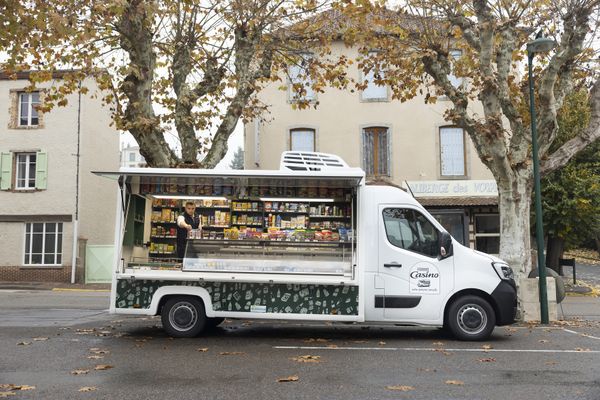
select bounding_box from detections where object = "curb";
[51,288,110,293]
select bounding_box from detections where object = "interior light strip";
[259,197,335,202]
[152,195,228,201]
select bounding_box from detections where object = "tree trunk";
[545,235,565,275]
[497,173,533,279]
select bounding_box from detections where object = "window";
[15,153,36,190]
[439,127,466,177]
[19,91,40,126]
[383,208,439,258]
[362,127,390,177]
[448,50,463,88]
[288,53,315,102]
[290,128,315,152]
[24,222,63,265]
[129,152,136,162]
[362,52,387,101]
[431,211,466,245]
[474,214,500,254]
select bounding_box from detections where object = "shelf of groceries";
[148,196,354,257]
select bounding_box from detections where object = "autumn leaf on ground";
[304,338,329,343]
[32,337,48,341]
[539,339,549,343]
[277,375,299,382]
[386,385,414,391]
[352,340,368,343]
[575,348,591,352]
[78,387,97,392]
[16,342,31,346]
[291,355,321,363]
[416,368,437,372]
[87,355,103,360]
[219,352,245,356]
[478,358,496,363]
[432,341,444,346]
[445,380,464,386]
[197,348,208,352]
[89,349,110,355]
[327,344,338,349]
[0,385,35,391]
[482,344,493,351]
[378,341,386,346]
[545,361,558,366]
[434,349,452,356]
[71,369,90,375]
[94,365,114,371]
[0,392,15,398]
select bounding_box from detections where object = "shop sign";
[406,180,498,197]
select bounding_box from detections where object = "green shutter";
[0,152,12,190]
[35,151,48,190]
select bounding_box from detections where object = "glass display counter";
[182,238,353,276]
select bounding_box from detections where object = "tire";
[447,295,496,341]
[161,296,207,338]
[206,317,225,329]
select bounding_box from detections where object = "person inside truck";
[176,201,200,259]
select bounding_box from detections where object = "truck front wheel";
[161,296,207,338]
[447,295,496,341]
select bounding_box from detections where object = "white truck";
[97,152,516,341]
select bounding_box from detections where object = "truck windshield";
[383,208,439,258]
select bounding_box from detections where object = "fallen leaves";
[196,348,209,352]
[78,386,97,392]
[277,375,299,382]
[89,348,110,355]
[0,392,14,398]
[538,339,549,343]
[481,344,493,350]
[219,352,245,356]
[445,380,464,386]
[303,338,329,343]
[478,357,496,363]
[386,385,414,391]
[71,369,90,375]
[94,364,114,371]
[434,348,452,356]
[32,337,48,341]
[378,341,386,346]
[0,385,35,391]
[575,347,591,352]
[290,355,321,363]
[432,341,444,346]
[87,355,104,360]
[16,342,31,346]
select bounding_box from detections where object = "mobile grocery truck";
[96,152,516,341]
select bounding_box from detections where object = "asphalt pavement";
[0,290,599,400]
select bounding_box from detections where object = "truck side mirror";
[439,231,453,259]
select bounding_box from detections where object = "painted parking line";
[273,346,600,354]
[562,328,600,340]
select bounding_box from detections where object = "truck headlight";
[492,262,514,281]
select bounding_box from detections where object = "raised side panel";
[115,279,360,317]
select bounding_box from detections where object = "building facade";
[0,72,119,282]
[244,43,500,253]
[120,144,146,168]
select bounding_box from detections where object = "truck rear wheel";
[161,296,207,338]
[447,295,496,341]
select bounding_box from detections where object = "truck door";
[377,205,454,322]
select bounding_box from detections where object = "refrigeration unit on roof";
[279,151,350,172]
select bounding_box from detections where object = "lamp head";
[527,36,556,54]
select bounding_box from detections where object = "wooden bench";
[559,258,577,284]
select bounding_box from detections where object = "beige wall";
[0,77,119,269]
[245,42,493,184]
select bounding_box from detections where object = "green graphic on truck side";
[116,279,359,315]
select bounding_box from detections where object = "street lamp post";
[527,35,556,324]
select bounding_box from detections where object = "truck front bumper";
[491,280,517,326]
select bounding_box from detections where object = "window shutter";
[35,151,48,190]
[0,152,13,190]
